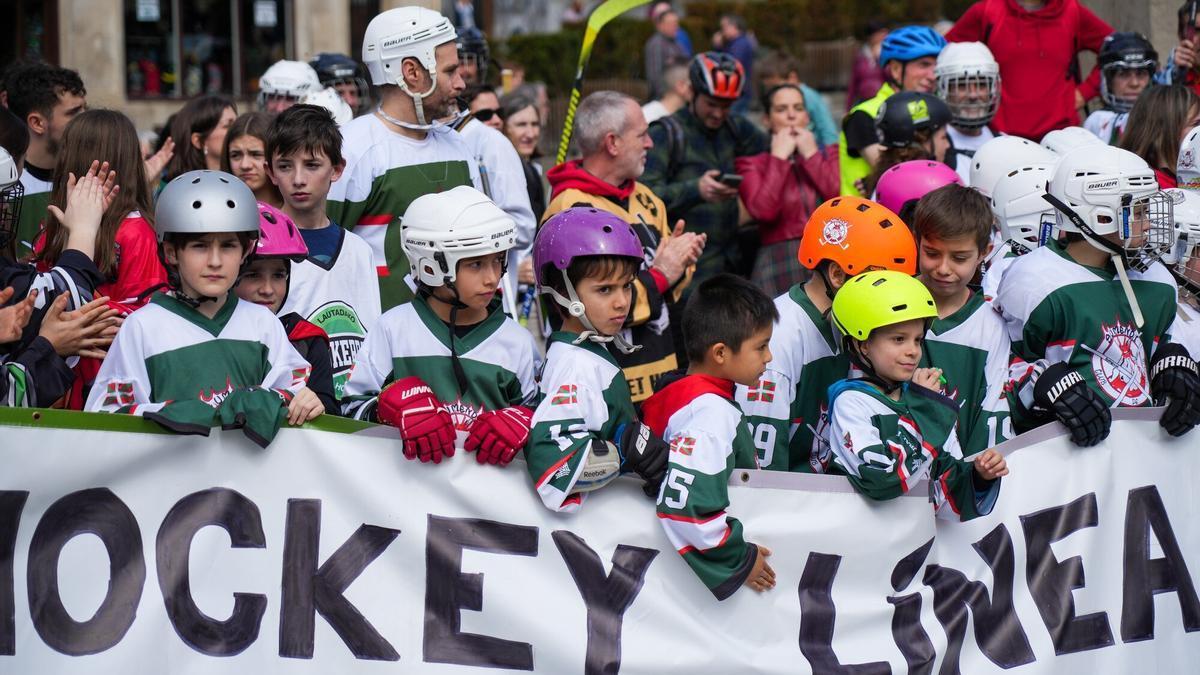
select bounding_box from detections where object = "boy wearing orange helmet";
[735,196,918,472]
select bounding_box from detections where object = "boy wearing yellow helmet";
[827,270,1007,520]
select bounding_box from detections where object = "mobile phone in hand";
[717,173,743,187]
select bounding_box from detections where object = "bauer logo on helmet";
[1085,179,1121,192]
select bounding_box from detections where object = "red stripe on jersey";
[1048,339,1077,349]
[676,525,734,555]
[657,510,725,524]
[357,214,392,226]
[535,450,577,488]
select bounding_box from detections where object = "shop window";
[124,0,291,99]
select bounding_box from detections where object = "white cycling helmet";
[935,42,1000,130]
[989,163,1056,254]
[302,87,354,125]
[969,135,1056,198]
[362,7,457,126]
[1039,126,1104,156]
[402,185,516,288]
[258,60,322,110]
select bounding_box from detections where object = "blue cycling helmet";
[880,26,947,66]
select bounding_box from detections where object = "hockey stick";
[555,0,653,164]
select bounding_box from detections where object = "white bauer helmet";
[1040,126,1105,156]
[0,147,24,251]
[401,185,516,288]
[258,60,323,109]
[1164,188,1200,273]
[362,7,457,127]
[302,87,354,125]
[935,42,1000,130]
[990,163,1057,254]
[969,135,1056,198]
[1177,126,1200,191]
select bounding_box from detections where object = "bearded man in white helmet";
[328,6,481,311]
[935,42,1000,185]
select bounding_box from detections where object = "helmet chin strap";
[379,68,468,131]
[1042,193,1146,328]
[544,269,641,354]
[419,282,472,395]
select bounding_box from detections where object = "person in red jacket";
[947,0,1112,141]
[736,84,839,297]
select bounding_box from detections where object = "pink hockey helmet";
[254,202,308,261]
[874,160,963,219]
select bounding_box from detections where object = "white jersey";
[947,125,995,186]
[1173,299,1200,359]
[86,293,310,415]
[328,114,481,282]
[1083,109,1128,145]
[281,227,381,398]
[981,240,1019,303]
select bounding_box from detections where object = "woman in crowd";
[464,84,504,132]
[163,94,237,181]
[221,112,283,208]
[736,84,839,296]
[499,92,545,223]
[1120,84,1200,189]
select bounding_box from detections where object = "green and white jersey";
[85,293,311,415]
[645,374,759,601]
[524,332,638,513]
[327,116,480,310]
[341,296,537,434]
[981,240,1021,303]
[921,291,1012,456]
[14,166,52,259]
[1173,299,1200,362]
[281,227,381,399]
[996,242,1178,415]
[827,380,999,522]
[735,285,849,473]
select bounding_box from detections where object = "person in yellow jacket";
[840,26,946,196]
[544,91,704,402]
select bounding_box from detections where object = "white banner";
[0,408,1198,673]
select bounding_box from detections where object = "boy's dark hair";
[163,231,256,253]
[543,255,640,319]
[5,62,86,122]
[0,107,30,163]
[265,104,344,167]
[913,184,993,252]
[683,273,779,363]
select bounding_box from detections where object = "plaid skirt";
[751,238,811,298]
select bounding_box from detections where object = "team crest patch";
[669,436,696,455]
[1090,321,1149,405]
[309,301,368,399]
[445,399,484,432]
[199,377,236,408]
[820,218,851,249]
[103,381,135,408]
[745,379,776,402]
[1181,148,1196,171]
[551,384,578,405]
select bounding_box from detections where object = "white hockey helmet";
[302,87,354,125]
[989,163,1056,253]
[1177,127,1200,192]
[401,185,516,288]
[258,60,323,109]
[1164,188,1200,269]
[0,147,24,251]
[1039,126,1105,156]
[362,7,456,125]
[935,42,1000,130]
[155,170,261,242]
[969,135,1056,198]
[1045,146,1173,270]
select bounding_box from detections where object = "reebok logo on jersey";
[669,436,696,455]
[746,379,777,402]
[820,218,851,249]
[551,384,578,405]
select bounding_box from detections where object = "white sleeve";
[261,320,311,399]
[85,316,160,415]
[341,316,395,418]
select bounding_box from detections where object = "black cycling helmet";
[875,91,952,148]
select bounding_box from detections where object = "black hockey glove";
[1033,363,1111,447]
[1149,343,1200,437]
[615,422,669,498]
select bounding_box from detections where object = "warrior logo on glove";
[1092,320,1149,405]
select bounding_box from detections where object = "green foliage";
[499,18,654,97]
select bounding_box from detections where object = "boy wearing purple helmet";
[525,207,670,512]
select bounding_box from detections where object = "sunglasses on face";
[473,108,500,122]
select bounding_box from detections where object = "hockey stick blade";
[556,0,653,163]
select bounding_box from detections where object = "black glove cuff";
[1034,363,1086,406]
[1150,349,1198,383]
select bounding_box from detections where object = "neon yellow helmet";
[831,270,937,342]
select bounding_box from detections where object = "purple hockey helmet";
[533,206,644,287]
[875,160,963,218]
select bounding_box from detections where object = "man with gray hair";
[643,64,692,124]
[544,90,705,401]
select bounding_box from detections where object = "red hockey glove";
[377,376,456,463]
[465,406,534,466]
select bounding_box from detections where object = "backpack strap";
[651,115,686,177]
